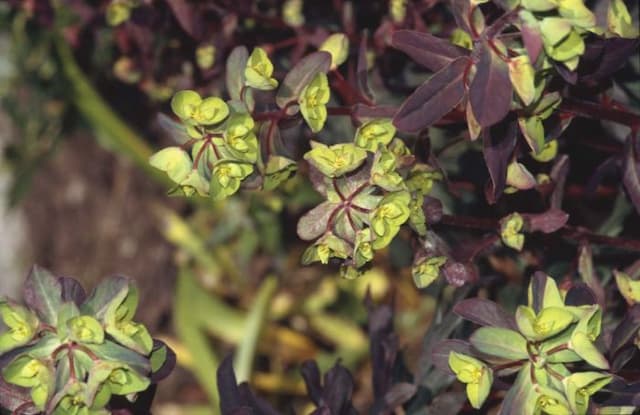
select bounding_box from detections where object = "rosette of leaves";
[298,120,441,277]
[150,90,260,199]
[150,47,338,200]
[0,266,174,414]
[436,272,626,414]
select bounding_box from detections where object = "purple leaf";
[81,276,130,318]
[390,30,469,72]
[297,202,339,241]
[550,155,569,209]
[23,265,63,325]
[149,340,176,383]
[301,360,357,415]
[599,378,640,407]
[577,243,605,309]
[58,276,87,305]
[0,351,35,413]
[523,209,569,233]
[453,298,517,330]
[393,57,469,133]
[353,104,396,119]
[610,305,640,358]
[383,383,417,409]
[482,117,517,204]
[300,361,323,405]
[580,37,640,83]
[564,283,597,307]
[469,42,513,128]
[165,0,204,39]
[356,31,375,102]
[622,133,640,216]
[521,21,543,63]
[276,51,331,108]
[431,340,472,375]
[226,46,249,101]
[364,295,407,413]
[217,355,280,415]
[529,271,549,314]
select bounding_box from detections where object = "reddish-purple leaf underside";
[469,42,513,128]
[393,57,469,133]
[622,133,640,216]
[453,298,518,330]
[390,30,469,73]
[523,209,569,233]
[482,117,517,204]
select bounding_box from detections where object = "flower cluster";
[298,118,441,278]
[445,273,613,413]
[0,267,173,414]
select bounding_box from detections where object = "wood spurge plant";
[0,267,174,414]
[1,0,640,413]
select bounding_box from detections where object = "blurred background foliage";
[0,0,638,414]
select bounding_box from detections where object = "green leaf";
[448,352,493,409]
[470,327,529,360]
[276,51,331,108]
[500,213,525,251]
[320,33,349,69]
[506,161,536,191]
[557,0,595,29]
[263,156,297,190]
[103,284,153,355]
[244,47,278,90]
[87,361,150,401]
[304,142,367,177]
[516,306,575,341]
[528,273,565,311]
[522,0,558,12]
[210,161,254,201]
[171,90,202,120]
[106,2,132,26]
[23,266,63,326]
[569,331,609,369]
[0,301,39,353]
[562,372,612,415]
[534,385,571,415]
[224,113,258,163]
[608,0,640,38]
[149,147,193,184]
[509,55,536,105]
[354,119,396,152]
[614,270,640,305]
[519,117,546,155]
[299,72,330,133]
[498,363,537,415]
[67,315,105,344]
[540,18,573,46]
[301,233,351,265]
[412,256,447,289]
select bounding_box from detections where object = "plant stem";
[437,214,640,253]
